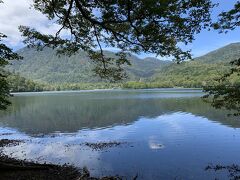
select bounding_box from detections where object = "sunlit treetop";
[19,0,215,81]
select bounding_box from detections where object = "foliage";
[203,58,240,116]
[203,1,240,115]
[152,61,230,87]
[6,72,121,92]
[0,33,22,110]
[6,73,44,92]
[212,1,240,32]
[19,0,214,80]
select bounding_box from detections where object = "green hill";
[6,42,240,90]
[8,47,170,83]
[149,61,229,88]
[195,42,240,63]
[125,43,240,88]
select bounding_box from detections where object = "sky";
[0,0,239,59]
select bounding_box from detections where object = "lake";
[0,89,240,179]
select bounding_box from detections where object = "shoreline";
[10,87,203,95]
[0,139,81,180]
[0,139,123,180]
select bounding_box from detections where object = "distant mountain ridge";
[8,47,170,83]
[195,42,240,63]
[7,42,240,86]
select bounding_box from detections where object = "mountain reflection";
[0,90,238,135]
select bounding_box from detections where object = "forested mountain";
[149,61,229,88]
[8,47,170,83]
[6,42,240,91]
[195,42,240,63]
[125,43,240,88]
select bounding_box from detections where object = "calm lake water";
[0,89,240,179]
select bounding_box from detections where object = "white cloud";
[0,0,62,48]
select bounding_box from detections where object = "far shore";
[10,87,203,95]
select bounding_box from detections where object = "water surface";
[0,89,239,179]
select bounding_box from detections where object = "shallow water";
[0,89,240,179]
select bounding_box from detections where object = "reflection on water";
[0,89,239,134]
[0,89,240,179]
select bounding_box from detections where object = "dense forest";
[7,73,44,92]
[7,73,122,92]
[6,43,240,92]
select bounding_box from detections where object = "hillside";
[195,42,240,63]
[8,47,170,83]
[149,61,230,87]
[125,43,240,88]
[6,42,240,90]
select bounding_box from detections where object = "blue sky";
[0,0,239,59]
[140,0,240,59]
[183,0,240,58]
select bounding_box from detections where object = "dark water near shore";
[0,89,240,179]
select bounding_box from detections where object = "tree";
[212,1,240,32]
[19,0,214,81]
[0,33,22,110]
[203,1,240,115]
